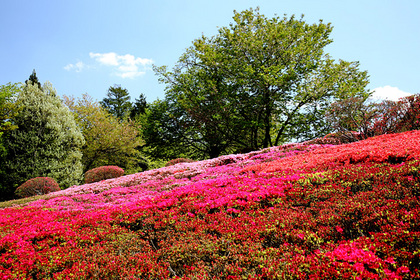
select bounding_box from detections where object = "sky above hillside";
[1,0,418,103]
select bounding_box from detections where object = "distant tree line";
[0,9,418,201]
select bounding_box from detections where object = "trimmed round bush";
[165,158,195,167]
[15,177,61,198]
[84,166,124,184]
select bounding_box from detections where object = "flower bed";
[1,131,419,279]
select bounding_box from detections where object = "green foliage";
[1,82,85,200]
[15,177,60,198]
[100,84,132,119]
[0,82,21,134]
[130,93,148,120]
[0,82,22,200]
[154,8,370,158]
[64,94,146,173]
[84,166,124,184]
[142,99,199,160]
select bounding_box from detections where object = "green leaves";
[0,82,21,134]
[64,94,145,173]
[153,8,370,158]
[1,82,85,197]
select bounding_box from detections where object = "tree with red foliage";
[327,93,420,141]
[326,96,377,142]
[393,94,420,132]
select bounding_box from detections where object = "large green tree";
[154,8,370,158]
[1,82,84,200]
[100,85,132,119]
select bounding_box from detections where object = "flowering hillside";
[1,131,420,279]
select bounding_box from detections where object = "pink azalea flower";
[335,226,344,233]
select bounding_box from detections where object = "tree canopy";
[1,82,84,200]
[153,8,370,158]
[64,94,145,173]
[0,83,20,135]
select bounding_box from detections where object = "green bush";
[165,158,195,167]
[15,177,60,198]
[84,166,124,184]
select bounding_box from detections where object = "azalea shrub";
[84,165,124,184]
[1,130,420,279]
[14,177,60,198]
[165,157,195,167]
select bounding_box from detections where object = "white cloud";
[370,86,412,101]
[89,52,119,66]
[89,52,153,79]
[64,61,86,72]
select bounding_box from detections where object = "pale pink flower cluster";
[27,143,319,211]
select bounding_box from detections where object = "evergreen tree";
[25,69,42,89]
[100,85,132,119]
[1,82,85,200]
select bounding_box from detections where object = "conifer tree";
[1,82,84,200]
[100,85,132,119]
[25,69,42,89]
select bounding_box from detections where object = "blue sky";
[1,0,419,103]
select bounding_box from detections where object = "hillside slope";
[1,131,420,279]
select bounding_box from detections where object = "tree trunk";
[262,89,272,148]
